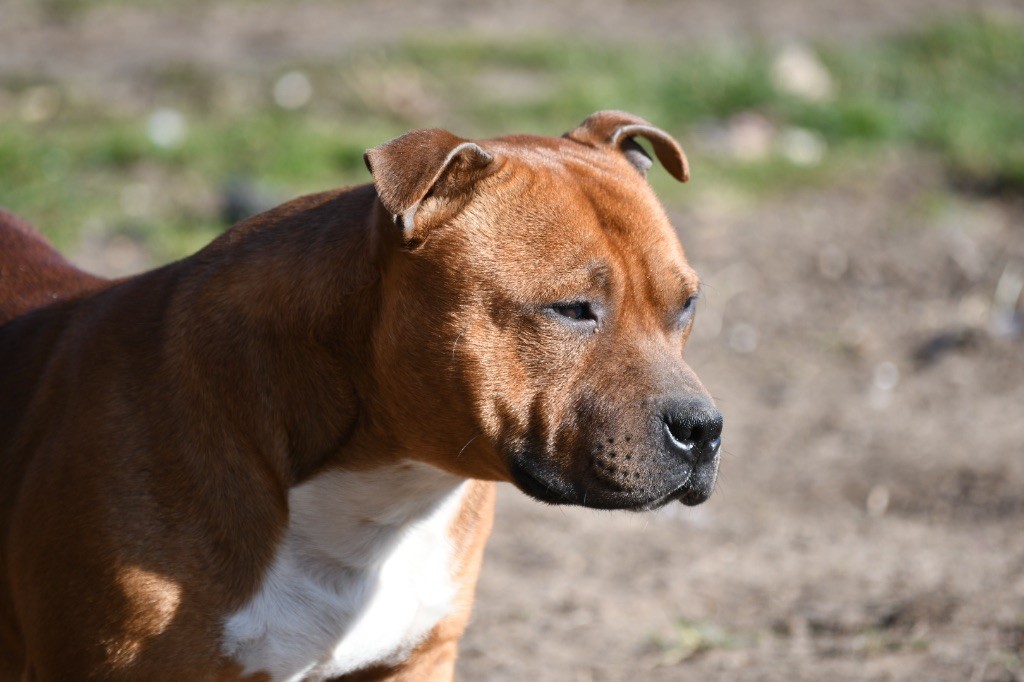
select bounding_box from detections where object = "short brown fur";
[0,112,715,680]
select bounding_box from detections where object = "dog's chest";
[221,464,468,682]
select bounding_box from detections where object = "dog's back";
[0,209,106,326]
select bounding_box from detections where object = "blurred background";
[2,0,1024,679]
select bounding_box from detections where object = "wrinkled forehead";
[453,135,696,299]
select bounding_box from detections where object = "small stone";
[771,43,835,102]
[146,108,187,149]
[873,361,900,391]
[273,71,313,110]
[866,485,890,517]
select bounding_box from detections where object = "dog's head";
[365,111,721,510]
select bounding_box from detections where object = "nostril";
[663,408,724,458]
[663,418,694,452]
[690,423,706,447]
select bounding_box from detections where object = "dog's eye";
[556,302,590,320]
[550,301,600,327]
[677,295,697,327]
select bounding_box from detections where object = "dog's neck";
[160,184,398,484]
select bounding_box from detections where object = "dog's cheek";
[461,323,534,445]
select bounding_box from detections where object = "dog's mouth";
[509,454,716,511]
[674,468,716,507]
[508,457,579,505]
[672,455,719,507]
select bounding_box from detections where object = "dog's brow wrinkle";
[551,264,609,297]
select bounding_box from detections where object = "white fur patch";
[221,462,468,681]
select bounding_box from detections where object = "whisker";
[456,434,478,460]
[451,332,464,363]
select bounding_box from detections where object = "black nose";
[663,398,723,463]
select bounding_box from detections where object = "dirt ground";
[4,1,1024,680]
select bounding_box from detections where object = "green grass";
[651,618,748,665]
[1,15,1021,261]
[813,18,1024,191]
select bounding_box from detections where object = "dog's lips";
[509,452,714,511]
[676,486,712,506]
[508,456,578,505]
[673,459,718,507]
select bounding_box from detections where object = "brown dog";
[0,111,721,681]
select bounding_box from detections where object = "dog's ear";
[364,129,494,239]
[565,110,690,182]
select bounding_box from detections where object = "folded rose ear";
[565,110,690,182]
[364,129,494,236]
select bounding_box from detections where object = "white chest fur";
[221,463,469,682]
